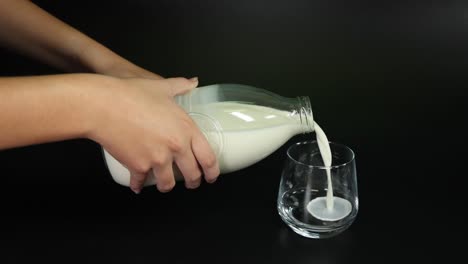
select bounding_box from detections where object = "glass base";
[278,204,356,239]
[282,219,353,239]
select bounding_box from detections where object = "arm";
[0,74,95,149]
[0,74,219,192]
[0,0,162,79]
[0,1,219,192]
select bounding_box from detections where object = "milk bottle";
[102,84,315,187]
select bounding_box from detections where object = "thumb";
[166,77,199,96]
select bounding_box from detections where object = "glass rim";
[286,140,355,169]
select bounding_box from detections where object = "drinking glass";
[277,141,359,239]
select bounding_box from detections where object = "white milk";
[307,122,352,221]
[314,122,334,209]
[103,102,308,187]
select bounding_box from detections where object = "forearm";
[0,0,91,72]
[0,0,161,78]
[0,74,104,150]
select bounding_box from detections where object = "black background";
[0,0,466,263]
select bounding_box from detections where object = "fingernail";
[189,77,198,82]
[185,182,200,189]
[207,177,217,184]
[131,188,141,194]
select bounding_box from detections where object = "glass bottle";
[102,83,314,187]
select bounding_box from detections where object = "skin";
[0,0,220,193]
[0,0,162,79]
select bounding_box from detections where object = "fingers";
[129,170,147,194]
[129,134,217,194]
[152,163,176,193]
[129,162,177,194]
[175,150,203,189]
[165,77,199,96]
[191,129,220,183]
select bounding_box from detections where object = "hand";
[87,76,220,193]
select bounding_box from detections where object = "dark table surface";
[1,0,466,263]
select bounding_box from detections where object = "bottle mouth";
[297,96,314,133]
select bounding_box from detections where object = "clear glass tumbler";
[277,141,359,239]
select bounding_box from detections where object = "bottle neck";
[295,96,314,134]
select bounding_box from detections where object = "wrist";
[74,38,135,76]
[76,40,162,79]
[73,38,118,73]
[70,73,121,142]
